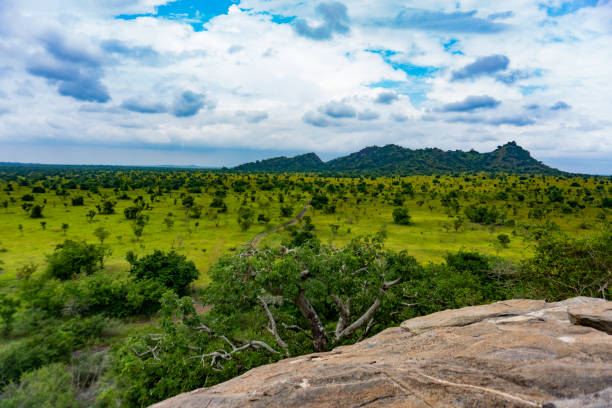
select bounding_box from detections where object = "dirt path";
[248,201,311,249]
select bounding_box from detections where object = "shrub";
[497,234,510,247]
[127,250,199,296]
[0,363,78,408]
[123,206,140,220]
[99,201,115,215]
[0,316,106,385]
[280,206,293,217]
[30,204,43,219]
[392,207,412,225]
[71,196,84,206]
[46,240,107,280]
[464,205,499,225]
[310,193,329,210]
[519,229,612,300]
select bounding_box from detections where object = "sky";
[0,0,611,174]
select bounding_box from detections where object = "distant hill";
[233,153,325,172]
[233,142,565,175]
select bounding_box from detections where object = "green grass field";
[0,173,608,288]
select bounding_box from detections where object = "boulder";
[152,298,612,408]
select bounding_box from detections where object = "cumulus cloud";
[0,0,611,172]
[391,9,507,33]
[172,91,213,118]
[101,39,160,63]
[390,113,409,122]
[374,91,399,104]
[550,101,571,110]
[495,69,534,85]
[445,115,535,127]
[303,111,332,127]
[26,32,110,103]
[357,109,380,120]
[237,110,269,123]
[451,55,510,81]
[294,2,350,40]
[488,115,535,126]
[439,95,501,112]
[320,101,356,118]
[121,98,167,114]
[488,11,514,20]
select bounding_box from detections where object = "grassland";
[0,172,609,288]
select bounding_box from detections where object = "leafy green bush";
[392,207,412,225]
[0,363,79,408]
[71,196,84,206]
[0,316,106,385]
[519,228,611,300]
[464,205,499,225]
[30,204,44,219]
[46,240,107,280]
[127,250,199,296]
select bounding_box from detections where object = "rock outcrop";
[152,297,612,408]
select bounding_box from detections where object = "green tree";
[94,226,110,245]
[392,207,412,225]
[61,223,69,235]
[519,229,611,300]
[127,250,199,296]
[237,206,254,231]
[46,240,107,280]
[71,196,84,206]
[100,200,115,215]
[86,210,96,223]
[29,204,43,219]
[497,234,510,248]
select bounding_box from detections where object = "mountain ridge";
[233,141,564,175]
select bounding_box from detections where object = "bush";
[127,250,199,296]
[30,204,43,219]
[0,363,79,408]
[497,234,510,247]
[310,193,329,210]
[99,201,115,215]
[46,240,107,280]
[519,229,612,300]
[123,206,140,220]
[0,316,106,385]
[392,207,412,225]
[464,205,499,225]
[280,206,293,217]
[71,196,84,206]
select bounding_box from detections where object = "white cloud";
[0,0,610,172]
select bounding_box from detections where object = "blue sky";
[0,0,611,174]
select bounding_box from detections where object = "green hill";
[233,142,564,175]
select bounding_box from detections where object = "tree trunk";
[295,290,328,351]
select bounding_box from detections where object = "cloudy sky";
[0,0,611,173]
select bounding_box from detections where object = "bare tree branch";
[187,340,280,370]
[281,323,313,339]
[382,277,402,291]
[296,290,328,351]
[330,295,351,339]
[357,318,375,342]
[335,298,381,341]
[258,295,290,357]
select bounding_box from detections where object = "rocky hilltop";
[233,142,564,175]
[152,297,612,408]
